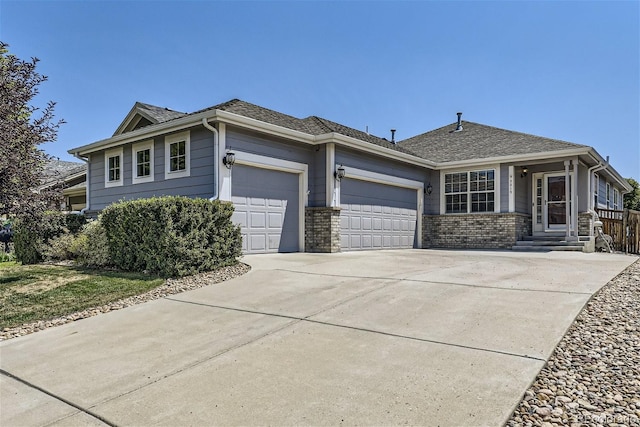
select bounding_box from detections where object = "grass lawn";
[0,262,165,329]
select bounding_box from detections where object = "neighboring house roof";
[41,159,86,188]
[398,121,588,163]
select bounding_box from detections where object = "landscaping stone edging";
[507,258,640,426]
[0,263,251,341]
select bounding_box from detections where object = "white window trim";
[131,140,154,184]
[613,188,620,210]
[594,173,599,208]
[164,131,190,180]
[104,147,124,188]
[606,182,611,209]
[439,165,500,214]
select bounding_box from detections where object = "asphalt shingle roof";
[398,121,588,163]
[136,102,186,123]
[190,99,411,153]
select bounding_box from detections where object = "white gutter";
[201,118,220,201]
[71,152,90,214]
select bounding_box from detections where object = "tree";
[624,178,640,211]
[0,41,64,217]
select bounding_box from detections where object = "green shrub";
[70,221,112,268]
[100,196,242,277]
[42,233,77,261]
[65,213,87,234]
[14,211,67,264]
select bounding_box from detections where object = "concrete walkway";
[1,249,636,426]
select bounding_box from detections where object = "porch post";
[572,159,579,238]
[564,160,571,239]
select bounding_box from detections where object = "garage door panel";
[232,165,299,254]
[340,179,417,251]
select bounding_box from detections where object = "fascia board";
[69,111,220,156]
[327,133,437,168]
[214,110,316,144]
[434,148,591,170]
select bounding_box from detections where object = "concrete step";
[511,245,585,252]
[514,240,586,247]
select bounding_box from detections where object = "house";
[68,99,631,253]
[40,159,87,212]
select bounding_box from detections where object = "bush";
[70,221,111,268]
[100,196,242,277]
[42,233,76,261]
[65,213,87,234]
[14,211,67,264]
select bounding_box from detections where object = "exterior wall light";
[521,166,528,178]
[223,152,236,169]
[334,165,346,181]
[425,183,433,195]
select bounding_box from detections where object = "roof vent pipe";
[454,112,463,132]
[391,129,396,144]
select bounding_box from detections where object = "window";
[444,169,496,213]
[165,131,190,179]
[132,140,154,184]
[104,147,123,187]
[613,188,620,210]
[606,182,611,209]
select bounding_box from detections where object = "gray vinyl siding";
[424,169,439,215]
[89,126,216,211]
[577,164,589,212]
[225,126,319,203]
[514,166,529,213]
[311,144,326,207]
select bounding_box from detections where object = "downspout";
[72,152,90,214]
[202,118,219,201]
[587,155,608,236]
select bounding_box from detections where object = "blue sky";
[2,0,639,179]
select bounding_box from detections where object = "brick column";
[305,207,342,253]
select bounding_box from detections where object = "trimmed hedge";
[14,211,67,264]
[100,196,242,277]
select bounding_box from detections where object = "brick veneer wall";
[305,207,342,253]
[578,212,592,236]
[423,213,531,249]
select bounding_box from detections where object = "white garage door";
[231,165,300,254]
[340,179,417,251]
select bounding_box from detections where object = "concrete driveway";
[1,249,636,426]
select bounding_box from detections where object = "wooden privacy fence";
[597,208,640,254]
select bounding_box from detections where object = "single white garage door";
[340,179,417,251]
[231,165,300,254]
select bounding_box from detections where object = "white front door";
[532,172,572,232]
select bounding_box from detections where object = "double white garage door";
[231,164,418,254]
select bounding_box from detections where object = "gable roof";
[113,102,187,136]
[191,99,411,153]
[399,121,588,163]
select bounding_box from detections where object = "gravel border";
[507,258,640,426]
[0,263,251,342]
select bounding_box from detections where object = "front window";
[108,155,120,181]
[169,141,186,172]
[132,140,154,184]
[606,183,611,208]
[164,131,190,179]
[445,169,495,213]
[613,188,620,210]
[104,147,123,187]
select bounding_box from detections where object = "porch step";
[512,236,586,252]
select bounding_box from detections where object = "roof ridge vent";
[454,112,463,132]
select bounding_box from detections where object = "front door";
[532,172,571,232]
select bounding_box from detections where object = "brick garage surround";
[305,207,342,253]
[423,212,532,249]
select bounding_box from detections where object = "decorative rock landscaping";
[507,258,640,426]
[0,263,250,341]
